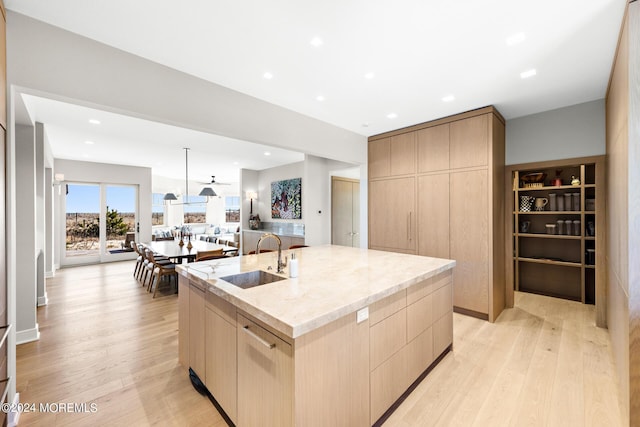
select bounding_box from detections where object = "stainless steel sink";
[219,270,286,289]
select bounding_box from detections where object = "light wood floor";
[16,261,623,426]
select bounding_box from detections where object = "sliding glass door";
[63,183,138,265]
[65,183,101,262]
[104,185,137,256]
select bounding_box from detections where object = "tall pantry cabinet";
[369,106,505,321]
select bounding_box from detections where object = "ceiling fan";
[200,176,231,186]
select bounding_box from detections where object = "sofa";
[152,224,240,243]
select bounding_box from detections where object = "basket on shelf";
[520,172,547,188]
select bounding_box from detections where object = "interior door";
[331,177,360,247]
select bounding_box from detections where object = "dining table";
[144,239,238,263]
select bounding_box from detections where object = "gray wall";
[35,123,46,305]
[15,124,39,344]
[506,99,605,165]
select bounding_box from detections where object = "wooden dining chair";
[147,251,178,298]
[247,249,274,254]
[142,248,172,288]
[207,236,218,243]
[131,241,144,280]
[195,249,225,261]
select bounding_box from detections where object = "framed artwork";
[271,178,302,219]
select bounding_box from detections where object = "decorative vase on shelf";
[249,214,261,230]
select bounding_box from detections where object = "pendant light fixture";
[164,148,217,204]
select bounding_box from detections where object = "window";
[184,195,207,223]
[152,193,165,225]
[225,196,240,223]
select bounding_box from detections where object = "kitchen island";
[178,245,455,426]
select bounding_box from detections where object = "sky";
[66,184,136,213]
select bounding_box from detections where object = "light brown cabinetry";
[205,292,237,424]
[237,313,293,427]
[368,133,416,179]
[450,169,489,314]
[0,3,7,418]
[417,124,449,172]
[417,174,449,259]
[505,156,606,326]
[178,275,190,367]
[188,281,206,379]
[369,106,505,321]
[369,177,416,252]
[449,114,488,169]
[368,270,452,423]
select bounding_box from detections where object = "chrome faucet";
[256,233,286,274]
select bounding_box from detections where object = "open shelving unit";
[505,156,606,327]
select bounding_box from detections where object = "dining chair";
[207,236,218,243]
[147,251,178,298]
[247,249,274,254]
[195,248,225,261]
[142,248,172,288]
[131,241,144,280]
[288,244,308,249]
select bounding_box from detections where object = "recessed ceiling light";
[264,151,271,156]
[364,72,375,79]
[233,161,239,165]
[442,95,455,102]
[387,113,397,119]
[263,72,273,80]
[84,140,94,145]
[316,95,325,102]
[310,37,323,47]
[506,32,526,46]
[88,119,100,125]
[520,69,537,79]
[362,123,370,128]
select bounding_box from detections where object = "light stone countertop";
[177,244,455,339]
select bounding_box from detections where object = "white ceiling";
[7,0,626,182]
[21,94,304,185]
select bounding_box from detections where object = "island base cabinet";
[371,346,409,422]
[178,275,189,368]
[205,308,237,424]
[237,314,293,427]
[188,283,206,380]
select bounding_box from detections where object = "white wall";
[240,169,259,231]
[304,155,331,246]
[7,12,367,165]
[506,99,605,165]
[15,124,39,344]
[34,123,46,305]
[255,162,305,224]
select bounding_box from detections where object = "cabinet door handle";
[407,213,410,239]
[243,325,275,349]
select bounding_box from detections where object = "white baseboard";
[37,293,48,306]
[45,270,55,278]
[54,263,60,270]
[16,325,40,345]
[7,392,20,427]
